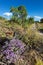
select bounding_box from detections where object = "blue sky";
[0,0,43,20]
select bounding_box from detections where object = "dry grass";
[35,59,43,65]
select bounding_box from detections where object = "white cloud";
[3,12,12,16]
[34,16,41,19]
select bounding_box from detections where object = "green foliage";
[27,17,34,23]
[18,5,27,23]
[0,16,6,20]
[10,6,36,28]
[10,7,19,22]
[40,18,43,23]
[10,6,27,26]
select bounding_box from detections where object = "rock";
[0,37,10,47]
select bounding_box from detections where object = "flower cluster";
[2,38,26,63]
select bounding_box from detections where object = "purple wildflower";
[2,38,26,63]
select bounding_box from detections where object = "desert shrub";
[13,28,36,45]
[33,34,43,46]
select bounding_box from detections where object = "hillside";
[0,19,43,65]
